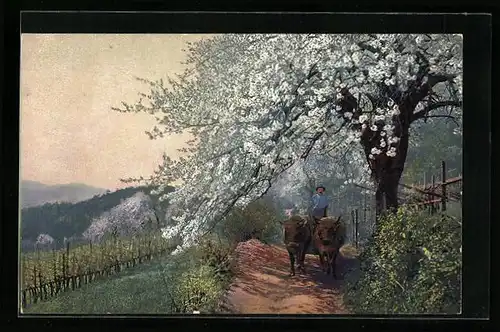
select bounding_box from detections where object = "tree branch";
[416,115,460,126]
[427,73,457,89]
[300,130,325,159]
[411,100,462,123]
[356,41,380,54]
[412,73,458,105]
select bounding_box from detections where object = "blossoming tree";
[82,192,155,242]
[114,34,462,247]
[35,233,55,250]
[267,153,365,214]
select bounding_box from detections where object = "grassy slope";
[23,256,176,314]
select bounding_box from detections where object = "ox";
[282,215,312,276]
[313,216,346,279]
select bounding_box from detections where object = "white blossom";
[344,112,353,119]
[36,234,54,246]
[390,107,401,116]
[358,114,369,123]
[389,136,400,144]
[114,33,463,248]
[383,124,394,131]
[83,192,154,242]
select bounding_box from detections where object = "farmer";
[311,185,329,221]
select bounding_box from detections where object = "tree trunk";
[375,183,385,217]
[378,166,404,214]
[366,112,410,223]
[376,125,409,220]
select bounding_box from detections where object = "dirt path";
[221,239,359,314]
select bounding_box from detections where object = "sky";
[20,34,212,190]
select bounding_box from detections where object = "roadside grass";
[22,255,177,314]
[22,240,236,315]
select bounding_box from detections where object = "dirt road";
[221,239,359,314]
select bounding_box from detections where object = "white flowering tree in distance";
[82,192,154,242]
[114,34,462,248]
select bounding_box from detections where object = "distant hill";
[20,180,108,208]
[20,184,175,252]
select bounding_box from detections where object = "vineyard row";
[20,233,176,309]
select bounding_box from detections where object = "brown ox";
[313,216,346,279]
[282,215,312,276]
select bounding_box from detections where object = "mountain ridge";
[20,180,109,208]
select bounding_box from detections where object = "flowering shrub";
[343,207,462,314]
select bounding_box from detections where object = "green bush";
[217,198,283,245]
[344,207,462,314]
[196,237,235,281]
[165,263,223,313]
[159,238,235,314]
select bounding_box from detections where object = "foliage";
[343,207,462,314]
[164,264,224,313]
[216,198,283,245]
[196,237,234,279]
[159,241,233,314]
[402,120,462,184]
[114,33,462,247]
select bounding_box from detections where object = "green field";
[22,254,182,314]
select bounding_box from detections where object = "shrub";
[159,238,235,314]
[217,198,283,245]
[164,263,223,313]
[344,207,462,314]
[196,237,235,281]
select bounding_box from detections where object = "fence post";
[22,290,27,309]
[423,172,429,214]
[67,241,71,286]
[355,208,359,248]
[459,172,462,210]
[441,161,447,212]
[431,175,436,214]
[351,210,355,244]
[363,194,367,225]
[32,264,38,303]
[52,248,57,292]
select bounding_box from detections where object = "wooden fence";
[20,235,176,309]
[349,160,462,248]
[400,160,462,214]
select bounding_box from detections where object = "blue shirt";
[312,193,329,210]
[311,194,328,217]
